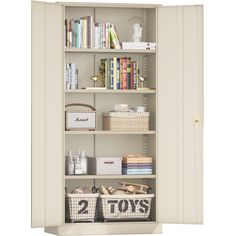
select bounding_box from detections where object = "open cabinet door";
[157,5,203,224]
[31,1,64,227]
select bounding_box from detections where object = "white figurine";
[131,23,143,42]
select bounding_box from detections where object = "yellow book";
[82,18,87,48]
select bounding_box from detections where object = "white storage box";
[65,103,96,131]
[88,157,122,175]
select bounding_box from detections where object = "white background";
[0,0,235,235]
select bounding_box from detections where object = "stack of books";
[65,63,78,90]
[100,57,139,90]
[65,17,120,49]
[122,42,156,50]
[122,154,152,175]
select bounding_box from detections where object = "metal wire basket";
[65,193,99,223]
[97,194,154,221]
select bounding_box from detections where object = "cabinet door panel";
[157,5,203,224]
[31,1,63,228]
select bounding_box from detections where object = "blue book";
[110,58,114,89]
[117,58,120,89]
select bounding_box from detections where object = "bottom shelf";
[45,221,162,235]
[65,219,156,224]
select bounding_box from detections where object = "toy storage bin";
[97,194,154,221]
[65,193,99,223]
[103,112,149,131]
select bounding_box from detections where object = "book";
[116,58,120,89]
[134,61,138,89]
[65,63,78,90]
[109,24,121,49]
[110,59,114,89]
[122,57,127,89]
[65,17,121,49]
[82,18,87,48]
[127,57,131,89]
[99,57,140,90]
[113,57,117,90]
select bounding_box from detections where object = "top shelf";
[61,2,157,8]
[65,48,156,54]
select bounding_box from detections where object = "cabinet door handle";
[194,114,200,123]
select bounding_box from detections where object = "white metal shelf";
[65,175,156,180]
[65,48,156,54]
[65,130,156,135]
[65,89,156,94]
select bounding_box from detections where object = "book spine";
[75,69,78,89]
[122,57,127,89]
[73,20,77,47]
[108,22,111,49]
[102,22,105,49]
[94,23,99,48]
[113,57,117,90]
[79,20,82,48]
[134,61,138,89]
[110,24,121,49]
[107,58,110,89]
[69,31,72,48]
[71,63,76,89]
[104,60,108,89]
[110,58,114,89]
[117,58,120,89]
[100,59,105,88]
[82,18,87,48]
[109,24,115,49]
[71,20,74,47]
[127,57,131,89]
[69,63,72,89]
[75,21,79,48]
[106,22,109,49]
[64,21,66,48]
[90,16,93,48]
[131,61,134,90]
[65,64,70,89]
[66,19,71,48]
[87,16,90,48]
[100,23,102,48]
[120,58,123,90]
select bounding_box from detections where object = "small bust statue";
[131,23,143,42]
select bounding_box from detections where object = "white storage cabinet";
[32,1,203,235]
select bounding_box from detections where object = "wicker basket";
[103,112,149,131]
[97,194,154,221]
[65,193,99,223]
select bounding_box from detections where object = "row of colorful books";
[122,154,152,175]
[100,57,139,90]
[65,63,78,90]
[65,16,120,49]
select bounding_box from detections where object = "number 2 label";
[77,200,88,214]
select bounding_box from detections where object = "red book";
[120,58,123,89]
[122,57,127,89]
